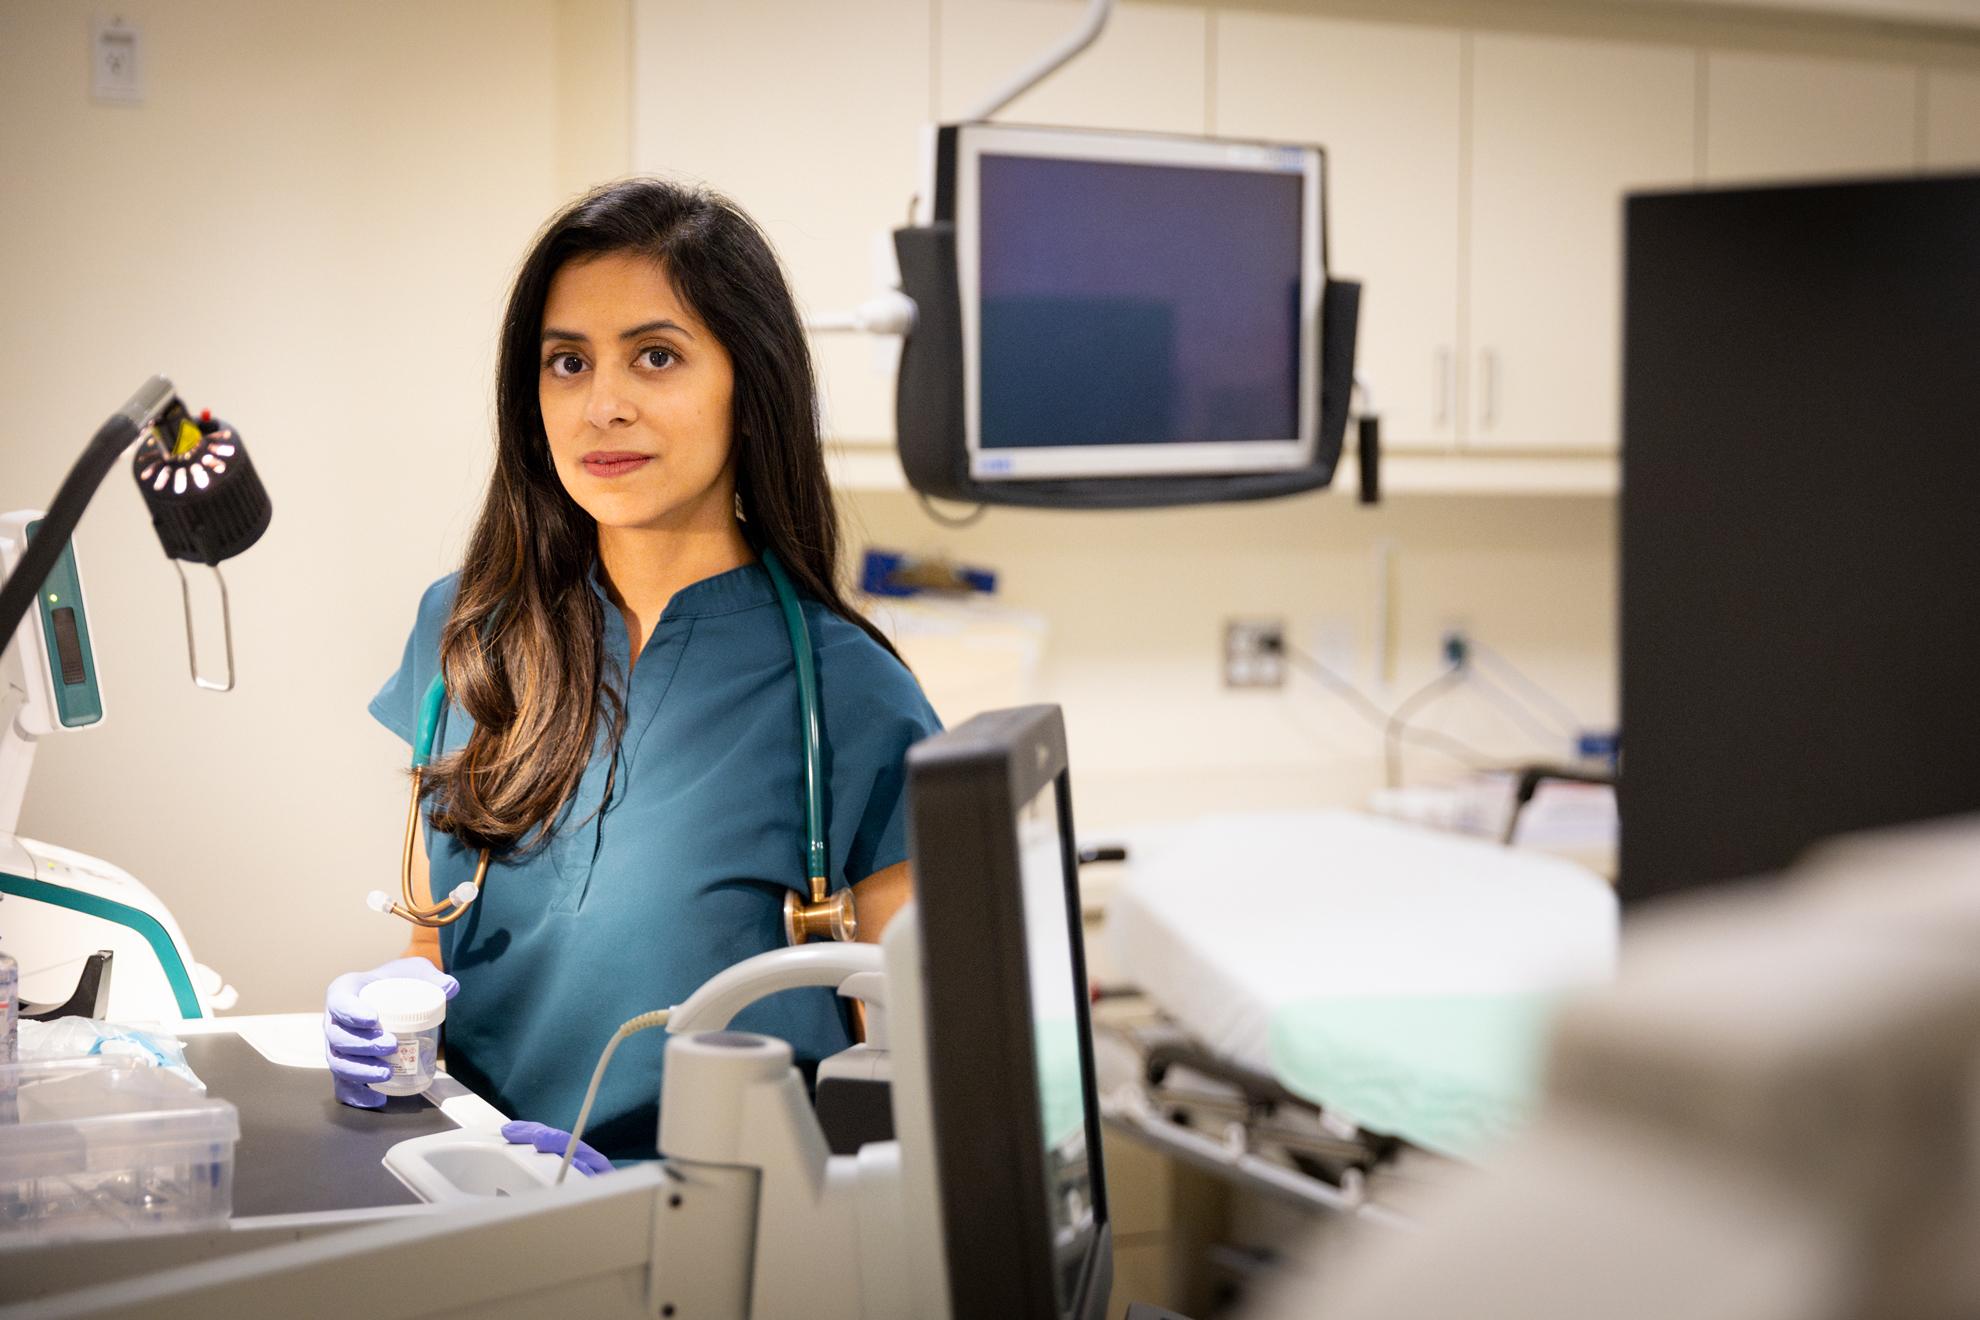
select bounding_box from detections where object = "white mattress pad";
[1104,810,1618,1154]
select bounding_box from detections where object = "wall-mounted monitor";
[959,124,1320,481]
[896,123,1359,510]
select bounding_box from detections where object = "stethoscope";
[367,548,856,944]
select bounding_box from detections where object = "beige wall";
[0,0,563,1012]
[842,489,1616,831]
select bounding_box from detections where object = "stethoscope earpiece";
[377,762,491,928]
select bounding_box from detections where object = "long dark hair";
[424,178,901,854]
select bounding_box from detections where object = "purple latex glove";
[502,1120,613,1176]
[323,957,459,1109]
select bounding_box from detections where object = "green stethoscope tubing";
[408,547,829,891]
[757,549,829,887]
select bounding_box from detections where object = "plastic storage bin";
[0,1057,237,1242]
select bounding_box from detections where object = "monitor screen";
[900,704,1111,1320]
[954,124,1323,482]
[1017,776,1099,1305]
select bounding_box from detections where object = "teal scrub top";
[370,562,942,1160]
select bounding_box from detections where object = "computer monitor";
[895,124,1358,510]
[1619,172,1980,903]
[958,124,1320,482]
[898,704,1111,1320]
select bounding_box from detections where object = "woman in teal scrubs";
[323,179,942,1162]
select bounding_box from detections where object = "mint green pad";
[1035,1017,1086,1149]
[1268,992,1564,1161]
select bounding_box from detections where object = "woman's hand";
[323,957,459,1108]
[502,1121,613,1175]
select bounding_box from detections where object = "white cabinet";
[1214,13,1464,451]
[1218,23,1694,457]
[1467,34,1698,453]
[1704,50,1920,183]
[1926,67,1980,167]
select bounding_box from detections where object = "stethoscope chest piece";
[784,881,857,945]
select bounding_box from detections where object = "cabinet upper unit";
[1209,14,1946,459]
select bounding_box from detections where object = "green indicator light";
[46,593,57,603]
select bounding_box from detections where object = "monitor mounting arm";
[806,0,1115,336]
[961,0,1115,123]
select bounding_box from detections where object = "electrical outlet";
[1224,619,1285,688]
[1440,627,1470,668]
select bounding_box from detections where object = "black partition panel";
[1619,173,1980,904]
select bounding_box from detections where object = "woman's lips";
[582,452,651,479]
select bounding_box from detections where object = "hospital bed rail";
[1096,1017,1417,1230]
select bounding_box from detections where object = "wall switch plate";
[1224,619,1286,688]
[92,15,142,103]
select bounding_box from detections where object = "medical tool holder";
[131,397,272,692]
[366,940,905,1317]
[0,378,269,700]
[648,942,903,1317]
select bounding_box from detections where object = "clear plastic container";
[0,1057,237,1242]
[1,946,16,1064]
[0,949,15,1127]
[360,978,447,1096]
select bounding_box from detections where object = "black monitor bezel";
[905,704,1111,1320]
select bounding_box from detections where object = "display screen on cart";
[1017,778,1096,1310]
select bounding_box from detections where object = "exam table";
[1094,810,1618,1220]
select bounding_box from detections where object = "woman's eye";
[545,352,586,378]
[640,347,676,370]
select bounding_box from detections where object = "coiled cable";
[558,1008,671,1185]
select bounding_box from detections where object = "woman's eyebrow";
[540,318,694,344]
[619,318,694,341]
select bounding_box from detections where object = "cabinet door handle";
[1479,349,1499,429]
[1434,347,1452,427]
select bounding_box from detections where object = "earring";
[734,491,745,521]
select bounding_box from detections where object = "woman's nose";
[584,368,637,429]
